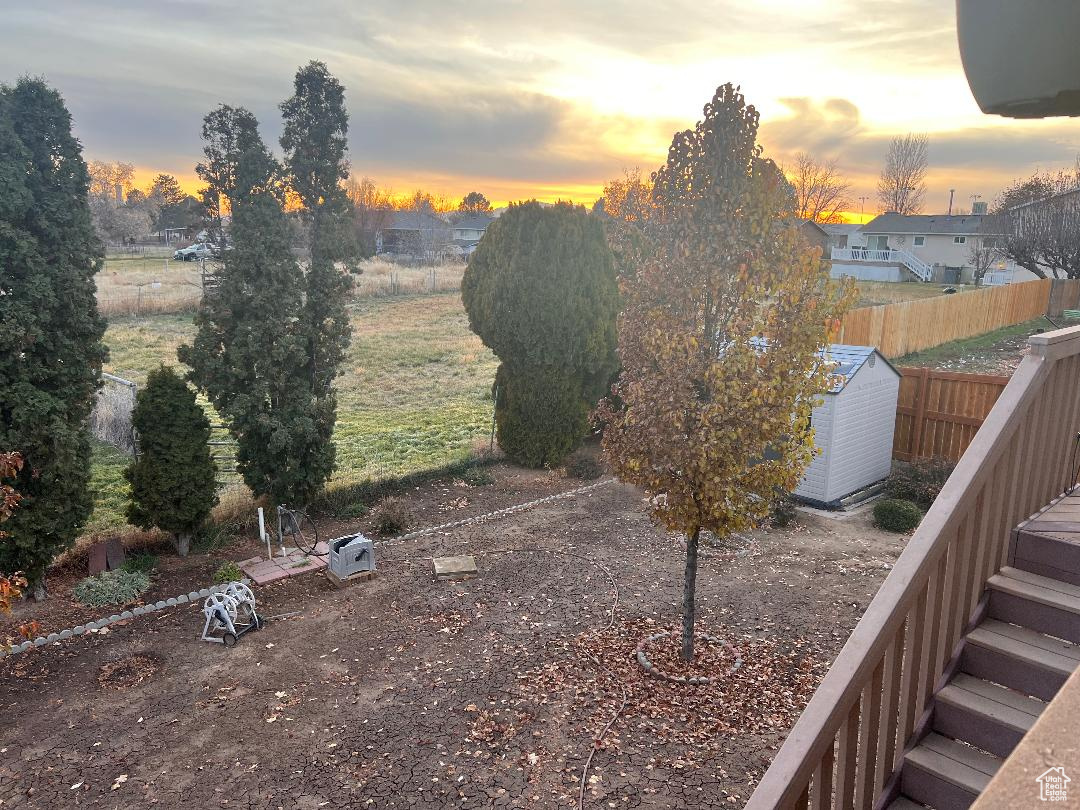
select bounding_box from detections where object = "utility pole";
[948,188,956,216]
[858,196,868,223]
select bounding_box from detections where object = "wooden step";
[933,672,1043,757]
[888,798,929,810]
[1012,528,1080,587]
[962,619,1080,701]
[987,567,1080,644]
[901,733,1000,810]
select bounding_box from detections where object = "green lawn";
[90,292,499,530]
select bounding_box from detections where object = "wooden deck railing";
[746,324,1080,810]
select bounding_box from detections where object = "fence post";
[909,367,931,459]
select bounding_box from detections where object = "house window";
[954,236,967,244]
[913,236,925,246]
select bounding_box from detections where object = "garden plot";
[0,465,905,808]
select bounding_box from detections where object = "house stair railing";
[745,324,1080,809]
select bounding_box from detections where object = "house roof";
[453,215,494,231]
[820,344,899,393]
[821,223,863,237]
[860,212,989,235]
[381,210,449,231]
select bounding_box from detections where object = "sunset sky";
[4,0,1079,220]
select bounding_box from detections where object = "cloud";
[760,97,865,160]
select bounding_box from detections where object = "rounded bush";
[72,569,151,608]
[873,498,924,533]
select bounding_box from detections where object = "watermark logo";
[1037,767,1071,802]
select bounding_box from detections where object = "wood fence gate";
[893,368,1009,462]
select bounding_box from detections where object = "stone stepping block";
[433,555,478,580]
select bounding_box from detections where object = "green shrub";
[461,466,494,486]
[213,560,243,585]
[873,498,924,533]
[462,201,619,467]
[565,452,604,480]
[125,365,218,558]
[886,458,955,509]
[370,496,416,536]
[494,364,590,468]
[72,569,151,607]
[337,502,369,519]
[121,552,158,575]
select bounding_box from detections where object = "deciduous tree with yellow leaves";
[597,84,854,661]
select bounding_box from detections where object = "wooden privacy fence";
[839,279,1052,358]
[745,325,1080,808]
[893,368,1009,462]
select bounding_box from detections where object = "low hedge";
[873,498,924,533]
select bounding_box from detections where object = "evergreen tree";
[280,61,353,453]
[462,201,618,466]
[180,110,331,507]
[195,105,262,248]
[125,366,217,557]
[0,78,107,595]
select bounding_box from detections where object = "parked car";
[173,242,214,262]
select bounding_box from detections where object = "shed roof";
[820,344,898,393]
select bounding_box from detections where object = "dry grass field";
[87,290,499,532]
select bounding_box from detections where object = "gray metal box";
[328,533,375,577]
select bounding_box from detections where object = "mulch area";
[0,465,905,808]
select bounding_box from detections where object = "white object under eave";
[795,345,901,505]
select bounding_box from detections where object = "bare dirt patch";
[0,465,904,808]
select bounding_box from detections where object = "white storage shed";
[795,344,901,505]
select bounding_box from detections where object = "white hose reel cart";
[201,582,263,646]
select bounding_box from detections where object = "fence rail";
[839,279,1052,358]
[746,324,1080,808]
[892,368,1009,462]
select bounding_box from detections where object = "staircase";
[892,248,934,283]
[888,535,1080,808]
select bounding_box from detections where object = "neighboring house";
[798,220,833,256]
[375,210,452,260]
[830,212,1035,285]
[450,214,494,258]
[820,222,867,250]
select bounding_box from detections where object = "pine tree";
[180,110,331,507]
[280,61,353,468]
[462,201,618,467]
[0,78,107,595]
[125,366,217,557]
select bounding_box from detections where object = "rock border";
[1,580,249,658]
[635,630,744,686]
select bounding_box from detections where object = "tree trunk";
[176,531,191,558]
[681,526,700,661]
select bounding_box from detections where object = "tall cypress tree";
[462,201,619,467]
[180,110,331,507]
[280,61,352,475]
[0,78,107,594]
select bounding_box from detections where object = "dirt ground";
[0,466,907,808]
